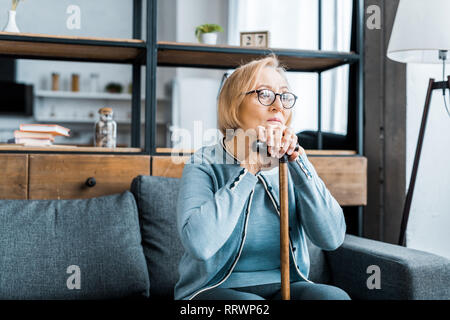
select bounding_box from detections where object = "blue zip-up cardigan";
[174,138,346,300]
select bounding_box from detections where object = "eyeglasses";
[245,89,297,109]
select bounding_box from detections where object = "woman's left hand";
[256,124,305,162]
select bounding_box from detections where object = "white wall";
[156,0,227,86]
[163,0,229,148]
[406,63,450,259]
[156,0,227,95]
[175,0,228,80]
[175,0,228,45]
[11,0,137,93]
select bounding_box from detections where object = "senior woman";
[174,55,350,300]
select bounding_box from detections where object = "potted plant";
[3,0,25,33]
[105,82,123,94]
[195,24,224,45]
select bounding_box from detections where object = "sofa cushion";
[0,191,149,299]
[131,175,184,300]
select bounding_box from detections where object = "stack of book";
[14,124,70,146]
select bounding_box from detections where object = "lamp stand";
[398,76,450,246]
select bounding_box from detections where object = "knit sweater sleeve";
[288,152,346,251]
[177,158,258,261]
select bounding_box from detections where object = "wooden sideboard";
[1,154,150,200]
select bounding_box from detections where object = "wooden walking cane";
[279,152,291,300]
[255,140,300,301]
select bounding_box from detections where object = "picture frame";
[239,31,270,48]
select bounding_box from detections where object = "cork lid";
[99,107,113,115]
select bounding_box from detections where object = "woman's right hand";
[240,123,303,175]
[237,126,280,175]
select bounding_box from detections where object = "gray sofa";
[0,175,449,300]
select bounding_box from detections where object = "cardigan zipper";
[188,187,256,300]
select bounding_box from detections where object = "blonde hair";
[217,54,292,136]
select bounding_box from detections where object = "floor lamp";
[387,0,450,246]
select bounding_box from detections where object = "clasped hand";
[235,123,304,174]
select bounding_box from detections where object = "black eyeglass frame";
[245,89,298,109]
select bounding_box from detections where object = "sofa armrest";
[325,234,450,300]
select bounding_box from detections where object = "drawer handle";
[85,177,96,187]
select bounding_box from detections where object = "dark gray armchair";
[325,234,450,299]
[132,175,450,300]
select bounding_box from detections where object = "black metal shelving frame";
[0,0,364,235]
[0,0,363,157]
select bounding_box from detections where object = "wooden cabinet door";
[308,156,367,206]
[152,155,191,178]
[28,154,150,200]
[0,154,28,199]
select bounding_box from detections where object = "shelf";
[157,42,359,72]
[0,144,142,153]
[0,32,145,64]
[29,119,148,125]
[0,33,358,71]
[35,90,145,100]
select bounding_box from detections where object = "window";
[228,0,352,136]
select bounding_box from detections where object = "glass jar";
[94,107,117,148]
[90,73,100,93]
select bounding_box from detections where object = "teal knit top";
[219,176,286,288]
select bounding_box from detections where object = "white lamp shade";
[387,0,450,64]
